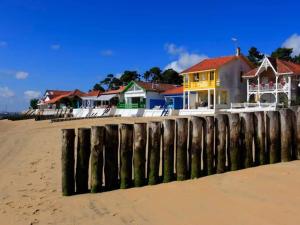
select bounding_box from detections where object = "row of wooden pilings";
[61,108,300,196]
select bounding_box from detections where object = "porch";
[183,89,229,110]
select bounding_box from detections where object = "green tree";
[120,71,140,84]
[247,47,264,66]
[92,83,105,92]
[100,74,122,90]
[143,70,151,82]
[161,69,182,84]
[30,98,39,109]
[149,67,162,82]
[271,48,293,61]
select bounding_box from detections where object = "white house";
[242,56,300,108]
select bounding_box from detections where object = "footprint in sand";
[30,218,39,225]
[32,209,40,215]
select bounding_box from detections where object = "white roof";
[97,94,117,101]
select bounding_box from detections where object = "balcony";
[249,83,289,92]
[117,102,145,109]
[184,80,218,90]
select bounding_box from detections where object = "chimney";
[236,47,241,56]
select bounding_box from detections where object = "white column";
[288,76,292,106]
[188,91,190,109]
[208,89,211,109]
[218,90,221,105]
[257,76,260,104]
[247,79,250,102]
[275,76,278,104]
[213,88,216,110]
[183,91,186,109]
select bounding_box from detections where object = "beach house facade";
[180,49,253,114]
[161,86,184,109]
[242,56,300,108]
[119,81,178,109]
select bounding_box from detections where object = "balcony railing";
[249,83,289,92]
[184,80,219,89]
[117,102,145,109]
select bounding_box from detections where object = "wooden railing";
[184,80,219,90]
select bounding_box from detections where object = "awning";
[97,94,117,101]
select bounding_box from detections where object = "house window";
[184,75,188,83]
[201,73,206,81]
[194,73,199,81]
[210,71,215,81]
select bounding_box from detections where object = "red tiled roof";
[180,55,252,74]
[45,89,86,104]
[102,86,126,95]
[243,58,300,77]
[162,86,183,95]
[83,90,102,97]
[135,81,177,92]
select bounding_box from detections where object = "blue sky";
[1,0,300,111]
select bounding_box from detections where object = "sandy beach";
[1,118,300,225]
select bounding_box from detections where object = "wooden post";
[162,119,175,183]
[176,118,188,181]
[266,111,280,163]
[215,114,227,174]
[228,114,240,171]
[254,112,266,165]
[120,124,133,189]
[90,126,104,193]
[61,129,75,196]
[189,116,203,178]
[104,124,119,190]
[205,116,215,175]
[296,109,300,160]
[240,113,254,168]
[279,109,293,162]
[133,123,147,187]
[148,122,161,185]
[75,128,91,194]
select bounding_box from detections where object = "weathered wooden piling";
[75,128,91,194]
[104,124,119,190]
[254,112,266,165]
[90,126,104,193]
[120,124,133,189]
[215,114,227,174]
[133,123,147,187]
[266,111,280,163]
[189,116,203,179]
[148,122,161,185]
[176,118,188,181]
[228,114,240,171]
[61,129,75,196]
[162,119,175,183]
[279,109,293,162]
[241,113,254,168]
[205,116,215,175]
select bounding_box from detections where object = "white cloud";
[0,41,7,48]
[164,43,185,55]
[101,49,114,56]
[51,44,61,50]
[0,87,15,97]
[282,34,300,56]
[15,71,29,80]
[24,90,41,99]
[164,43,208,72]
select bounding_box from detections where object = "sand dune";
[1,118,300,225]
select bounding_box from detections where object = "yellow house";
[180,49,253,111]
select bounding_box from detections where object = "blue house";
[162,86,184,109]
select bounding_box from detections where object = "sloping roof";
[45,89,86,104]
[180,55,253,74]
[83,90,102,97]
[162,86,183,95]
[102,86,126,95]
[243,57,300,77]
[133,81,177,93]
